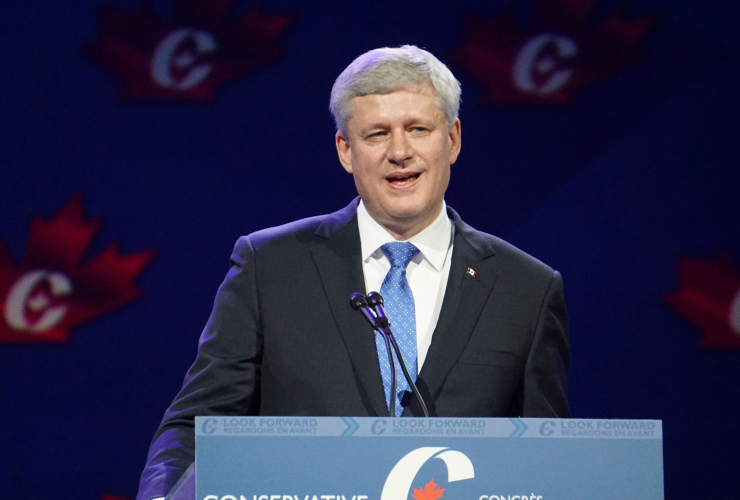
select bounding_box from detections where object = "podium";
[169,416,663,500]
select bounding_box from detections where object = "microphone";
[366,291,389,328]
[349,292,378,328]
[349,292,430,418]
[349,292,396,417]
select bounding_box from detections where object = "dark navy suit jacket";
[136,199,571,500]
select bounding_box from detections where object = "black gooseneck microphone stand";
[349,292,430,418]
[349,293,396,417]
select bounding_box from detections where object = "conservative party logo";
[665,250,740,349]
[86,0,295,99]
[371,419,388,435]
[0,195,155,343]
[202,418,219,434]
[381,447,474,500]
[450,0,656,105]
[539,421,556,436]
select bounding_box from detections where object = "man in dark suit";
[137,45,570,500]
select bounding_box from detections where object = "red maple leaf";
[449,0,657,105]
[412,479,445,500]
[102,495,133,500]
[86,0,296,99]
[0,195,155,343]
[665,250,740,349]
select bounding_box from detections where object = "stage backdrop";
[0,0,738,499]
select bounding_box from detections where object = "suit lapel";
[310,199,389,417]
[410,208,499,415]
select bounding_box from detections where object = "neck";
[383,221,429,241]
[370,203,445,241]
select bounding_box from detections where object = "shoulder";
[231,199,358,262]
[451,207,558,283]
[244,214,327,249]
[487,232,555,278]
[454,216,565,323]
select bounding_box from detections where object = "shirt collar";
[357,199,452,272]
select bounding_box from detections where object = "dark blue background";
[1,0,738,499]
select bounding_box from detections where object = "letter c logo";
[151,28,217,90]
[381,447,475,500]
[513,33,578,95]
[371,419,387,435]
[729,289,740,335]
[202,418,218,434]
[4,270,72,332]
[539,421,556,436]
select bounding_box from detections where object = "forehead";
[348,85,445,127]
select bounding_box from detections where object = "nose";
[386,131,413,166]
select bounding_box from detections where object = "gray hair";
[329,45,461,137]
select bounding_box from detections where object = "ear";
[448,118,462,165]
[335,131,354,174]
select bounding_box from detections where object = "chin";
[384,201,423,218]
[384,205,431,226]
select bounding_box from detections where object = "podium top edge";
[195,416,663,440]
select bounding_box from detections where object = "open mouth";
[386,172,421,187]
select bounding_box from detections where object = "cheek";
[427,156,451,193]
[352,150,380,172]
[428,150,451,177]
[352,164,381,195]
[355,153,385,177]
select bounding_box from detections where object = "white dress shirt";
[357,200,454,370]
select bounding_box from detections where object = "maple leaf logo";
[86,0,295,99]
[449,0,657,105]
[412,479,445,500]
[665,250,740,349]
[102,495,132,500]
[0,195,155,343]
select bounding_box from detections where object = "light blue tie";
[376,241,420,416]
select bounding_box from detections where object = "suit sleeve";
[136,236,263,500]
[521,270,571,417]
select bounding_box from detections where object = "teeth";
[389,174,416,182]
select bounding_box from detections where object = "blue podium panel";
[195,417,663,500]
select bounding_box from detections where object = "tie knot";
[380,242,420,269]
